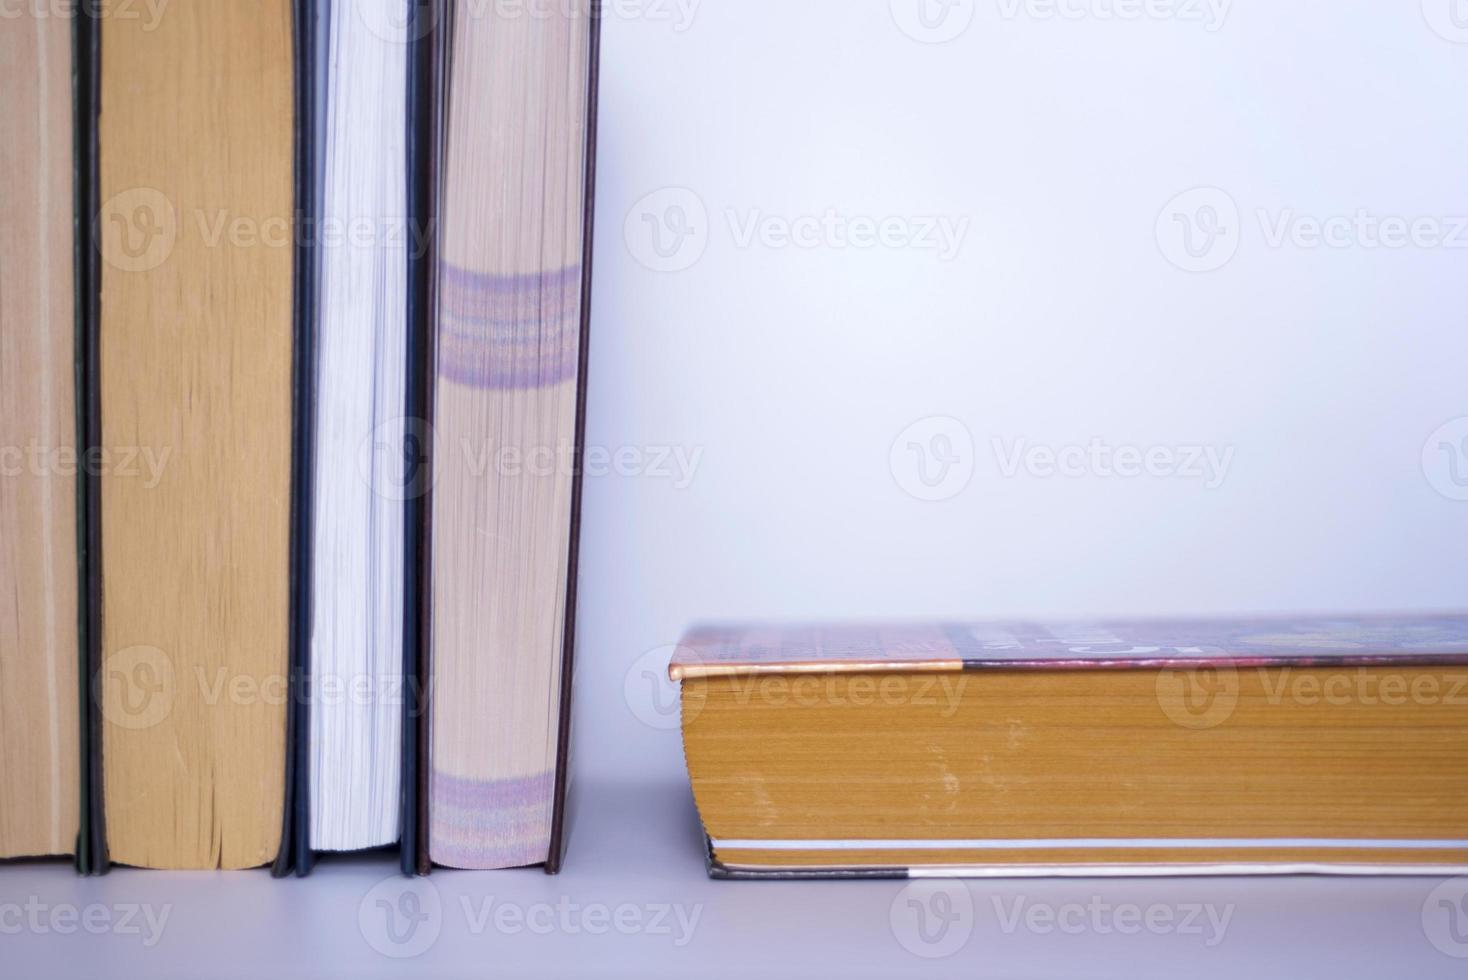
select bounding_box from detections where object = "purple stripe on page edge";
[440,263,582,292]
[429,770,554,869]
[437,263,583,390]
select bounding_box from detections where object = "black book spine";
[544,0,603,876]
[73,0,106,879]
[275,0,320,880]
[402,0,446,878]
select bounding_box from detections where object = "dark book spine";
[73,0,106,878]
[544,0,603,876]
[403,0,446,878]
[275,0,320,880]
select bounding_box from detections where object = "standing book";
[7,0,599,875]
[425,0,600,873]
[0,9,81,867]
[90,0,296,871]
[288,0,446,879]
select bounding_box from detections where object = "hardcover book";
[91,0,296,871]
[424,0,599,873]
[289,0,445,879]
[671,616,1468,878]
[15,0,595,875]
[0,9,81,866]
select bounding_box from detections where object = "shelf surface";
[2,778,1464,978]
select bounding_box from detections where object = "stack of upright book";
[0,0,601,876]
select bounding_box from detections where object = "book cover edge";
[544,0,601,877]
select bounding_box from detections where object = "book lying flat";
[671,616,1468,878]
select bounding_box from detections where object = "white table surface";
[3,777,1465,978]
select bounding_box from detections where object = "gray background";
[9,0,1468,976]
[582,0,1468,786]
